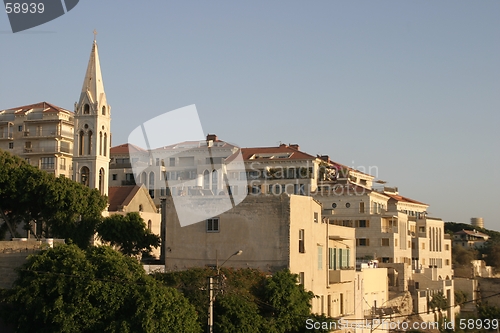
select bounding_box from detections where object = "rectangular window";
[160,187,165,196]
[357,238,369,246]
[18,125,22,132]
[317,246,323,270]
[359,202,365,213]
[25,158,30,165]
[422,242,425,250]
[298,272,304,285]
[8,142,13,149]
[206,218,220,232]
[381,238,390,246]
[314,212,319,223]
[445,259,450,266]
[112,174,117,180]
[329,248,334,270]
[395,239,398,247]
[169,158,175,167]
[59,157,66,170]
[299,229,305,253]
[40,157,55,169]
[445,244,450,251]
[358,220,368,228]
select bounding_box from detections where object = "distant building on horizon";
[470,217,484,229]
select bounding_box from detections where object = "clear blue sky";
[1,1,499,230]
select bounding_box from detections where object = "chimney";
[320,155,330,163]
[206,134,218,142]
[289,144,300,150]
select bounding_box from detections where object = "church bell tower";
[73,33,111,196]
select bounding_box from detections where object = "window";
[102,106,106,115]
[422,242,425,250]
[207,218,220,232]
[359,202,365,213]
[25,158,30,164]
[358,220,368,228]
[381,238,390,246]
[332,203,337,209]
[112,174,117,181]
[357,238,369,246]
[394,239,398,247]
[345,203,351,208]
[445,244,450,251]
[317,246,323,270]
[298,272,304,285]
[139,204,143,212]
[8,142,13,149]
[299,229,305,253]
[84,104,90,114]
[147,220,152,231]
[445,259,450,266]
[314,212,319,223]
[59,157,66,170]
[40,157,55,169]
[18,125,22,132]
[329,248,336,270]
[169,158,175,167]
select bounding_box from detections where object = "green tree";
[214,294,263,333]
[96,212,160,256]
[0,150,107,248]
[429,291,448,311]
[262,269,315,333]
[0,244,200,333]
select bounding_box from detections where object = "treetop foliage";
[0,149,107,247]
[0,244,200,333]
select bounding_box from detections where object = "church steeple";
[73,34,111,197]
[79,37,107,113]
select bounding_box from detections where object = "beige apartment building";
[164,193,362,317]
[0,102,74,178]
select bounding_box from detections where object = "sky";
[1,1,499,231]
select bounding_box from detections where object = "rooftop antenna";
[93,29,97,42]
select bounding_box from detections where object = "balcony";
[0,133,13,140]
[23,146,73,154]
[381,226,398,233]
[329,269,355,284]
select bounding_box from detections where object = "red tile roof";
[384,193,427,206]
[455,229,489,238]
[108,185,141,211]
[226,144,316,162]
[110,143,147,154]
[4,101,72,115]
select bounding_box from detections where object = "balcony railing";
[0,133,13,139]
[381,226,398,233]
[329,268,355,284]
[24,130,73,138]
[23,146,73,154]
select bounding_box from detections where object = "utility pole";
[207,250,242,333]
[207,276,215,333]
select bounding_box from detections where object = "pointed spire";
[80,35,106,107]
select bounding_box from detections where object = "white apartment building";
[0,102,74,178]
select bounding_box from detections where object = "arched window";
[102,106,106,115]
[99,132,103,155]
[87,131,93,155]
[99,168,105,195]
[139,204,143,212]
[103,133,107,156]
[149,172,155,198]
[203,170,210,189]
[81,166,90,186]
[83,104,90,114]
[147,220,152,231]
[141,172,147,185]
[79,130,84,156]
[212,169,218,193]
